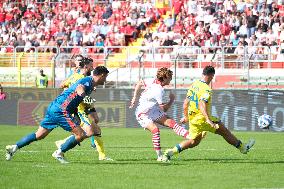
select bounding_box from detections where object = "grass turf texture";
[0,125,284,189]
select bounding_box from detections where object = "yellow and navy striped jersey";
[186,80,212,117]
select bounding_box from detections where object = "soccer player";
[162,66,255,162]
[129,67,190,161]
[57,55,112,161]
[5,66,109,163]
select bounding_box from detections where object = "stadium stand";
[0,0,284,89]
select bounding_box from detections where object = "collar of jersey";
[199,80,207,84]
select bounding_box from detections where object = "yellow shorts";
[188,114,220,139]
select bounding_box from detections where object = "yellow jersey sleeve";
[199,88,211,103]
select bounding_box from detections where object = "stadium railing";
[0,45,284,89]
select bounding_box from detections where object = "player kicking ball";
[5,66,109,163]
[162,66,255,162]
[130,67,190,161]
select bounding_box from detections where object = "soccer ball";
[258,114,272,129]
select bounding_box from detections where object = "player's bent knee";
[94,126,101,135]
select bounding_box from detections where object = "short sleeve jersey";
[186,80,212,117]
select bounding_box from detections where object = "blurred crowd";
[0,0,284,58]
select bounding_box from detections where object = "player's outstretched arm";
[159,92,175,112]
[180,98,189,123]
[129,80,144,108]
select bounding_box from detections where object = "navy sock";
[16,133,37,149]
[61,135,79,153]
[235,140,242,148]
[176,144,183,153]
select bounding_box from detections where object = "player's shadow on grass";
[179,158,284,164]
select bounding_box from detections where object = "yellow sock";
[172,146,180,155]
[95,136,106,159]
[172,144,183,155]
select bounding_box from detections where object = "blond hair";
[156,67,173,82]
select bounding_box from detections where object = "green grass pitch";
[0,125,284,189]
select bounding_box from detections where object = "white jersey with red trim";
[136,78,166,114]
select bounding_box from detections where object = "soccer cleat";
[91,144,96,149]
[156,156,163,162]
[201,131,207,138]
[55,140,65,149]
[5,145,18,161]
[52,150,69,164]
[162,149,174,162]
[99,156,114,161]
[240,139,255,154]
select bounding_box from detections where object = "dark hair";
[74,55,93,68]
[93,66,109,75]
[203,65,215,75]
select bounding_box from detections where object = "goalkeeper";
[56,55,113,161]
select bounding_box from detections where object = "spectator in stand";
[13,34,25,52]
[95,36,104,53]
[100,20,110,38]
[205,36,218,53]
[71,26,83,46]
[209,18,221,41]
[239,36,248,46]
[230,32,240,46]
[247,11,258,38]
[237,22,248,38]
[234,41,247,68]
[164,14,174,31]
[55,27,66,47]
[218,35,228,47]
[0,84,6,101]
[225,41,236,54]
[257,18,268,32]
[114,28,125,46]
[144,28,152,40]
[255,27,266,42]
[137,12,147,31]
[173,0,184,23]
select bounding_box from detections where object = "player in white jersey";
[129,67,189,161]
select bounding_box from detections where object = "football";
[258,114,273,129]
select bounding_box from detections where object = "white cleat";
[52,150,69,164]
[240,139,255,154]
[99,156,114,161]
[156,156,163,162]
[162,149,174,162]
[5,145,18,161]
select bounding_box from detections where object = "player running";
[5,66,109,163]
[129,67,190,161]
[57,55,113,161]
[162,66,255,162]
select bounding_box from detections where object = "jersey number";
[188,91,198,115]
